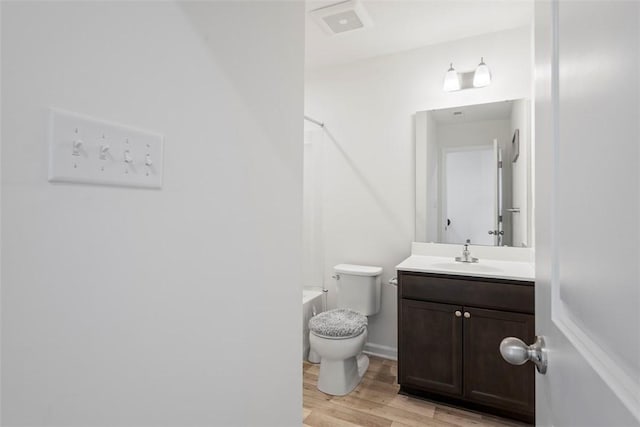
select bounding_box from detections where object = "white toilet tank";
[334,264,382,316]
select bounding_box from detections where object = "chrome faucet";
[455,239,478,263]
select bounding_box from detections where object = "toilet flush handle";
[332,274,340,280]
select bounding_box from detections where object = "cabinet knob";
[463,312,471,318]
[454,310,462,317]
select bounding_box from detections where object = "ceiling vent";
[310,0,373,35]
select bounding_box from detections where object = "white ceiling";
[305,0,534,69]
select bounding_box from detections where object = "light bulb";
[473,57,491,88]
[443,63,460,92]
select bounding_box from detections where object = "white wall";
[305,26,532,356]
[425,113,439,242]
[303,127,325,289]
[1,2,304,426]
[437,120,511,149]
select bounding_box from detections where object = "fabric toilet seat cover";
[309,308,367,338]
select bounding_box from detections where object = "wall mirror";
[415,99,533,247]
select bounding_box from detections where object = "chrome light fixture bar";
[443,57,492,92]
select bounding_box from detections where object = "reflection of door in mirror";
[442,145,497,246]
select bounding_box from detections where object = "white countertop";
[396,253,535,282]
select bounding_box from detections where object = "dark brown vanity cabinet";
[397,271,535,423]
[400,300,463,395]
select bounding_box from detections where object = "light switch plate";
[48,109,164,189]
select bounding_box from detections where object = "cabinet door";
[399,299,463,396]
[463,307,535,416]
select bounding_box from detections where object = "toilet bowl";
[307,264,382,396]
[309,327,369,396]
[309,307,370,395]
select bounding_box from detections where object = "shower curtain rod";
[304,115,325,128]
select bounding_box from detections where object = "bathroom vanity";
[406,97,536,422]
[396,245,535,423]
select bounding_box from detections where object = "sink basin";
[429,262,503,274]
[396,252,535,281]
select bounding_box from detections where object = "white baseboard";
[363,342,397,361]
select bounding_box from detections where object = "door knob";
[454,310,462,317]
[500,336,547,374]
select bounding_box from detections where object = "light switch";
[99,144,110,160]
[72,139,83,156]
[49,109,164,188]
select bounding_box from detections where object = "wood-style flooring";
[303,356,529,427]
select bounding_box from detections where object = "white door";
[533,1,640,425]
[443,146,495,245]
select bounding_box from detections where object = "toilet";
[308,264,382,395]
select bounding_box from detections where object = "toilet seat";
[308,308,367,339]
[310,328,366,340]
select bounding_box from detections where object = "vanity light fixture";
[443,58,492,92]
[473,57,492,88]
[443,63,461,92]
